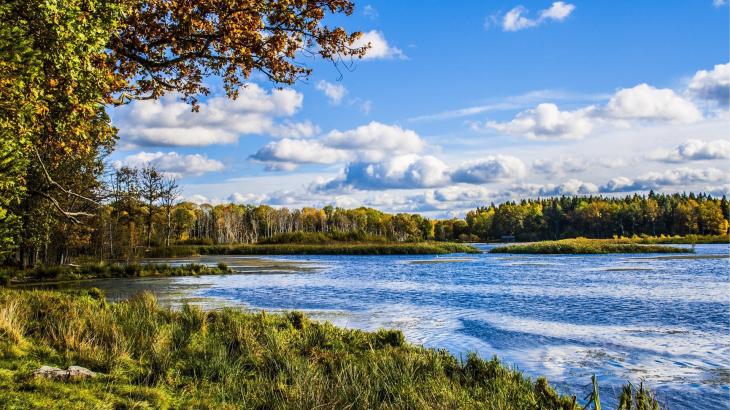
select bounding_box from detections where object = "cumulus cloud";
[114,84,313,146]
[486,84,702,139]
[352,30,405,60]
[318,155,451,191]
[323,122,425,161]
[508,179,598,197]
[499,2,575,32]
[648,139,730,163]
[316,80,347,104]
[250,139,350,169]
[251,122,426,171]
[600,167,729,192]
[451,155,527,183]
[117,151,224,177]
[487,103,595,139]
[314,155,527,192]
[686,62,730,107]
[532,157,588,175]
[603,84,702,123]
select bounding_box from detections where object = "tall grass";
[2,263,232,285]
[0,288,580,409]
[490,238,694,254]
[145,242,480,258]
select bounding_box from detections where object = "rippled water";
[82,244,730,409]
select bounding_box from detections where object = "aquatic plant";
[489,238,694,254]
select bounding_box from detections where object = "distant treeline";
[8,162,729,267]
[453,192,729,242]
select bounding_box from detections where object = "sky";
[109,1,730,217]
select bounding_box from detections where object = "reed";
[489,238,695,254]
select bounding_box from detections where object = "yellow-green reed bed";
[144,242,480,258]
[0,289,658,409]
[609,234,729,244]
[489,238,695,254]
[0,263,233,286]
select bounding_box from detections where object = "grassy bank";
[609,234,729,244]
[0,289,659,409]
[490,238,695,254]
[145,241,480,258]
[0,263,233,286]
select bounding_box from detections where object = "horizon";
[109,1,730,218]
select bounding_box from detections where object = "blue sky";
[110,1,730,216]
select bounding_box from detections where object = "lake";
[76,243,730,409]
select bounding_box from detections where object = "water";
[80,244,730,409]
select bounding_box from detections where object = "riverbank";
[0,263,234,286]
[489,238,695,254]
[144,241,480,258]
[0,288,658,409]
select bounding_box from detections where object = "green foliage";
[144,242,480,258]
[462,193,729,242]
[2,263,234,284]
[490,238,695,254]
[0,288,591,409]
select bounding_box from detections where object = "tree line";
[453,192,729,242]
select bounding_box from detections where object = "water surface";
[80,244,730,409]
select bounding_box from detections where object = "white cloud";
[601,167,729,192]
[114,84,312,146]
[117,151,224,177]
[532,157,588,175]
[451,155,527,183]
[713,0,727,7]
[687,62,730,107]
[250,139,350,168]
[319,155,451,191]
[324,122,424,161]
[250,122,426,171]
[603,84,702,123]
[500,2,575,32]
[486,84,702,139]
[228,192,269,204]
[648,139,730,163]
[487,103,596,139]
[352,30,405,60]
[268,120,320,139]
[315,155,526,192]
[510,179,598,197]
[316,80,347,104]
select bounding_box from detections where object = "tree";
[139,166,164,247]
[109,0,368,106]
[160,177,181,246]
[1,0,366,265]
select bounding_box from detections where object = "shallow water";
[79,244,730,409]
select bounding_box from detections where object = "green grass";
[0,263,233,286]
[0,288,585,409]
[489,238,695,254]
[144,242,480,258]
[609,234,729,244]
[0,289,661,409]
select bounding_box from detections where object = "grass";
[0,288,584,409]
[609,234,729,244]
[0,289,661,409]
[144,241,480,258]
[489,238,695,254]
[0,263,233,286]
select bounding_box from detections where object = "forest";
[12,159,728,266]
